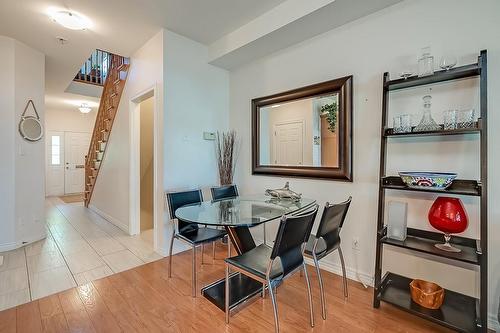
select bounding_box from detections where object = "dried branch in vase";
[216,131,236,185]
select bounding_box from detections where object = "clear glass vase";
[413,95,440,132]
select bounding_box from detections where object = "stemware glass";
[439,55,457,70]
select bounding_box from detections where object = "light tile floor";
[0,197,163,311]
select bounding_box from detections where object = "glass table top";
[175,195,316,227]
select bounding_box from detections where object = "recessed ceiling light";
[78,103,92,114]
[50,10,90,30]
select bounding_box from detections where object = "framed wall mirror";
[252,76,352,181]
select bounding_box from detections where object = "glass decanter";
[413,95,440,132]
[418,47,434,77]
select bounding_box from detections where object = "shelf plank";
[378,272,480,333]
[385,64,481,91]
[384,123,481,137]
[381,228,480,265]
[382,176,481,196]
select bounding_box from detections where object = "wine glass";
[439,55,457,70]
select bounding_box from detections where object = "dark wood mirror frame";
[252,76,353,181]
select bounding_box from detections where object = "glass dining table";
[175,194,316,311]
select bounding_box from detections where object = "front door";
[64,132,90,194]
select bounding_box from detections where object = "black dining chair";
[304,197,352,320]
[211,184,270,246]
[166,189,227,297]
[211,184,239,201]
[224,205,319,333]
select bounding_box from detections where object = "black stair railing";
[74,49,111,86]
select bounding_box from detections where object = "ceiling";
[0,0,287,113]
[0,0,401,114]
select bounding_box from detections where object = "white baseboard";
[0,232,47,252]
[303,256,374,287]
[88,204,130,234]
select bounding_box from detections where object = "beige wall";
[140,97,154,231]
[0,37,45,251]
[45,109,96,133]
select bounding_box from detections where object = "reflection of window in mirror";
[259,93,339,167]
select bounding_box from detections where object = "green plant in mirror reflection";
[320,102,338,132]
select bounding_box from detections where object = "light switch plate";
[203,132,216,140]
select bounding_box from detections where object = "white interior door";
[46,131,65,196]
[64,132,90,194]
[273,121,304,165]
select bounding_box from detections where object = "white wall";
[228,0,500,328]
[0,37,16,251]
[0,37,45,251]
[90,29,230,255]
[91,30,164,233]
[162,30,229,252]
[45,109,96,133]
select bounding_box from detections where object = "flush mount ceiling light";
[78,103,92,114]
[50,10,90,30]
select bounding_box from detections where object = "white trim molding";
[89,204,129,234]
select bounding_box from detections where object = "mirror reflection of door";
[64,132,90,194]
[259,92,339,168]
[273,121,304,165]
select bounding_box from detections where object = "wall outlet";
[352,237,360,251]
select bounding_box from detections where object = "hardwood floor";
[0,242,454,333]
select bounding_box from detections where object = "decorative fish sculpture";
[265,182,302,201]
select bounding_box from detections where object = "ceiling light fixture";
[78,103,92,114]
[50,10,90,30]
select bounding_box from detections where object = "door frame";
[129,84,163,252]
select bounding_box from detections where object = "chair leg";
[302,262,315,328]
[267,279,279,333]
[168,234,175,278]
[313,254,326,320]
[212,241,216,260]
[225,264,230,324]
[338,247,348,298]
[263,223,267,245]
[192,245,197,297]
[262,284,266,298]
[201,243,205,265]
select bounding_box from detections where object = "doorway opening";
[130,85,162,253]
[138,96,154,243]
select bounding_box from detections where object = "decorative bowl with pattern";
[399,172,457,190]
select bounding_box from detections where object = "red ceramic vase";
[428,196,468,252]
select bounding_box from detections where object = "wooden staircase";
[84,54,130,207]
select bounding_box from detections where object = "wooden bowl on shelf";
[410,279,445,310]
